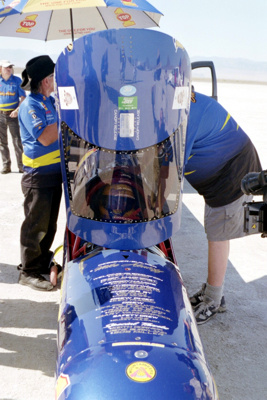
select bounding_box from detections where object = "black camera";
[241,170,267,237]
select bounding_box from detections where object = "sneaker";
[190,283,226,313]
[194,296,220,325]
[18,272,53,291]
[190,283,206,309]
[1,166,11,174]
[218,295,227,313]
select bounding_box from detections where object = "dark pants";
[20,184,62,273]
[0,113,23,169]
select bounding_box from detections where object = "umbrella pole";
[70,9,74,42]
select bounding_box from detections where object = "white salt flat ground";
[0,80,266,400]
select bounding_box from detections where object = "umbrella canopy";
[0,0,162,41]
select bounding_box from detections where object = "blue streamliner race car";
[54,29,219,400]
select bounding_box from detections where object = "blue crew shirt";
[184,91,261,207]
[0,75,26,111]
[18,92,62,188]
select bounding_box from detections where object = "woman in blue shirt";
[17,56,62,291]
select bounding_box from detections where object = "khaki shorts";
[204,194,253,241]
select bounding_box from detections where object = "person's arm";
[10,96,26,118]
[37,122,58,146]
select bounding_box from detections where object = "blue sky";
[1,0,267,62]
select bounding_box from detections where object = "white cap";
[1,60,14,67]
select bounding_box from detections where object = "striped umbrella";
[0,0,162,42]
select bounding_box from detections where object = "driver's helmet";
[87,168,146,223]
[100,183,137,221]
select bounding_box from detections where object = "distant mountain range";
[4,47,267,84]
[3,48,61,74]
[191,56,267,84]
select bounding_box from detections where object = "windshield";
[61,123,185,224]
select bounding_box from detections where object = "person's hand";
[9,108,19,118]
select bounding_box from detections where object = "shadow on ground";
[0,264,58,377]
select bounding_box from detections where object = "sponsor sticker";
[118,96,137,110]
[126,361,156,383]
[120,85,137,96]
[58,86,79,110]
[172,86,189,110]
[120,113,134,137]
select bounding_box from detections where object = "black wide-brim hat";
[21,55,55,91]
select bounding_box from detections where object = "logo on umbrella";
[121,0,138,6]
[17,14,37,33]
[115,8,135,27]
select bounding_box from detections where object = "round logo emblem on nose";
[120,85,137,96]
[126,361,156,383]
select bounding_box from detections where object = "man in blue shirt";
[0,60,25,173]
[185,90,262,324]
[17,55,62,291]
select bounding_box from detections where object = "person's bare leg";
[193,240,229,323]
[207,240,230,287]
[50,264,58,286]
